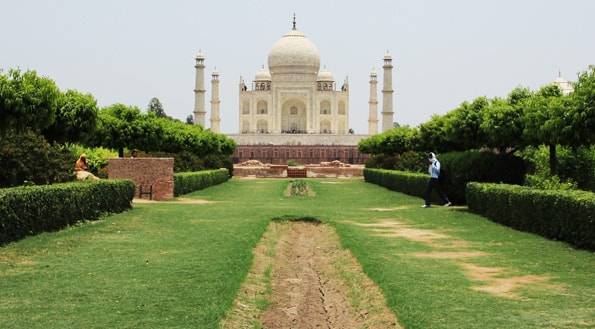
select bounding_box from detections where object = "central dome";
[267,28,320,75]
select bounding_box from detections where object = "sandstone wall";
[108,158,174,201]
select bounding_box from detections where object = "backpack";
[438,166,447,183]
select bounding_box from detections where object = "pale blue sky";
[2,0,593,133]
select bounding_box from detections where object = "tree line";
[359,67,594,175]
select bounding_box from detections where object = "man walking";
[422,152,451,208]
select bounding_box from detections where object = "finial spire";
[292,13,296,30]
[558,69,562,77]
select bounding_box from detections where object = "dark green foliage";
[94,104,235,159]
[569,66,595,145]
[365,150,526,204]
[147,97,166,118]
[364,168,433,201]
[0,69,61,133]
[173,169,229,196]
[0,130,76,187]
[364,151,427,172]
[520,145,595,192]
[270,215,321,223]
[358,126,419,155]
[0,180,134,244]
[43,90,99,144]
[466,182,595,250]
[439,151,526,203]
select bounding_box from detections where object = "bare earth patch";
[222,221,401,328]
[344,218,562,300]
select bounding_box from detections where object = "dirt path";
[221,221,400,329]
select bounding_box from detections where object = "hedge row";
[363,168,445,202]
[0,180,135,245]
[438,151,526,203]
[466,182,595,250]
[173,168,230,196]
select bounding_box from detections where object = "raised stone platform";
[228,133,370,146]
[229,133,371,165]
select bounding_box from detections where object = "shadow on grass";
[271,215,321,224]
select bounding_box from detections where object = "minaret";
[193,50,206,126]
[210,69,221,133]
[368,68,379,135]
[381,51,394,132]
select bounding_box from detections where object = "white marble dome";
[268,28,320,75]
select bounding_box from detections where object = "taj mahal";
[191,16,396,164]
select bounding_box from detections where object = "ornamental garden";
[0,67,594,328]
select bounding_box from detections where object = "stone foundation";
[108,158,174,200]
[233,164,363,178]
[233,145,369,165]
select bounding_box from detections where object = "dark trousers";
[424,178,450,205]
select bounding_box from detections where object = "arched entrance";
[281,99,307,133]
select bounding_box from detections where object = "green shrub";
[524,174,577,190]
[519,145,595,192]
[173,169,229,196]
[0,179,135,245]
[466,182,595,250]
[439,150,526,203]
[364,168,444,202]
[365,150,526,204]
[365,151,427,173]
[66,144,118,178]
[287,159,299,167]
[0,130,76,187]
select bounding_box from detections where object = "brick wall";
[108,158,174,201]
[233,145,370,165]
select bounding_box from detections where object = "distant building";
[192,15,395,164]
[552,71,574,95]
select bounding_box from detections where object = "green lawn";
[1,178,594,328]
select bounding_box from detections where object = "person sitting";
[74,154,99,181]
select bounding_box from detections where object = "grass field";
[1,178,594,328]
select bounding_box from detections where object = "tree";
[522,85,573,174]
[480,98,524,153]
[359,126,418,155]
[569,67,595,145]
[147,97,166,118]
[0,69,60,134]
[416,114,451,152]
[44,90,98,144]
[186,114,194,125]
[443,97,489,151]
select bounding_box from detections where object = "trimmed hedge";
[439,151,526,203]
[364,168,446,202]
[0,180,135,245]
[466,182,595,250]
[173,168,230,196]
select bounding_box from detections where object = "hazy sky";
[2,0,593,133]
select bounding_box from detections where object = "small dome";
[384,51,392,60]
[317,67,333,81]
[195,50,205,59]
[254,66,271,81]
[370,67,377,77]
[268,28,320,75]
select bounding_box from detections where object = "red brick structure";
[108,158,174,201]
[233,145,369,165]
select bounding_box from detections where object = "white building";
[237,20,350,135]
[193,16,396,148]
